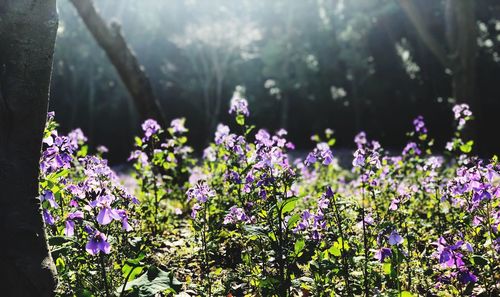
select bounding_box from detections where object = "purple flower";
[388,230,404,246]
[259,189,267,199]
[85,231,111,255]
[306,142,333,166]
[316,143,333,165]
[115,209,133,231]
[41,190,59,209]
[402,142,421,156]
[389,198,400,211]
[40,136,74,174]
[214,124,231,145]
[191,204,202,219]
[457,269,478,284]
[255,129,274,148]
[229,96,250,117]
[305,153,317,165]
[354,132,367,149]
[203,147,217,162]
[141,119,161,141]
[374,247,392,262]
[294,210,312,232]
[186,182,215,203]
[352,149,365,167]
[434,237,466,268]
[318,197,329,209]
[43,209,56,226]
[97,145,109,154]
[64,221,75,237]
[68,128,87,150]
[128,150,148,166]
[452,104,472,130]
[356,212,374,229]
[223,206,249,225]
[65,211,84,237]
[47,111,55,121]
[170,118,188,133]
[325,186,334,198]
[91,195,121,225]
[413,116,427,134]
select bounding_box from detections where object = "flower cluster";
[452,103,473,130]
[42,102,499,296]
[229,96,250,117]
[39,114,140,295]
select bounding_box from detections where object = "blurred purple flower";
[388,230,404,245]
[413,115,427,134]
[374,247,392,262]
[170,118,188,133]
[229,96,250,117]
[141,119,161,141]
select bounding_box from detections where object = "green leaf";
[278,197,298,214]
[294,239,305,255]
[48,236,71,246]
[401,291,413,297]
[460,140,474,153]
[328,245,341,257]
[122,265,144,282]
[77,145,88,157]
[383,263,392,275]
[287,213,301,229]
[236,114,245,126]
[471,255,488,266]
[134,136,143,147]
[123,266,181,296]
[245,125,256,135]
[76,289,93,297]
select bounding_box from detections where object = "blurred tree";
[171,1,262,140]
[0,0,58,295]
[47,0,500,160]
[69,0,166,126]
[399,0,477,113]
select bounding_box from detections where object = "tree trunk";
[69,0,166,126]
[400,0,479,144]
[0,0,58,296]
[447,0,479,149]
[446,0,477,105]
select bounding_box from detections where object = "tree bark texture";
[0,0,58,296]
[69,0,166,126]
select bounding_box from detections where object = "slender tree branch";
[69,0,166,126]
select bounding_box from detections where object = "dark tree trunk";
[0,0,58,296]
[446,0,477,106]
[400,0,479,144]
[69,0,166,126]
[400,0,477,106]
[447,0,479,149]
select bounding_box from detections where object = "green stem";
[361,186,369,297]
[332,194,351,296]
[99,253,110,297]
